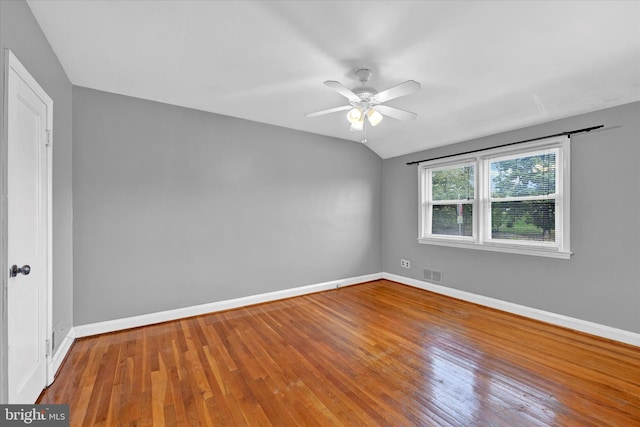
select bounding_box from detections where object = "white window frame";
[418,136,571,259]
[420,158,477,244]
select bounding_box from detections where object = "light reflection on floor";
[422,336,558,426]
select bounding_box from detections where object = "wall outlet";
[401,259,411,269]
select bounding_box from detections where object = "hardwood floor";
[38,279,640,426]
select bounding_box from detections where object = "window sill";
[417,238,572,259]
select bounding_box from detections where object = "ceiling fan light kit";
[347,107,364,124]
[367,109,383,126]
[306,68,420,143]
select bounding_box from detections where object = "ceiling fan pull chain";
[362,117,368,144]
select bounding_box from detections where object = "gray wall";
[73,87,382,325]
[382,102,640,333]
[0,0,74,401]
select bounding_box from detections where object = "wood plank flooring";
[38,280,640,426]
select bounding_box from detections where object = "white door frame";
[2,49,54,401]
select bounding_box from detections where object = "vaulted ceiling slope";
[27,0,640,159]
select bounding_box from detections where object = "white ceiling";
[27,0,640,159]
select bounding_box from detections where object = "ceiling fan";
[306,68,420,143]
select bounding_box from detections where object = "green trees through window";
[419,136,570,258]
[431,165,474,236]
[490,152,557,242]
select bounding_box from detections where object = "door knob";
[9,265,31,278]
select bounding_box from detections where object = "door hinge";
[45,129,52,147]
[45,339,52,357]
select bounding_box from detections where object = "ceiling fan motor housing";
[353,86,378,101]
[353,68,378,102]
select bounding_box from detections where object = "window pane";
[491,200,555,242]
[432,166,474,201]
[491,152,556,198]
[432,204,473,236]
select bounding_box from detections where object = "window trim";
[422,159,477,243]
[418,136,571,259]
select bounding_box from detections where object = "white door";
[6,51,53,403]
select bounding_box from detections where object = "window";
[419,136,570,258]
[422,161,476,240]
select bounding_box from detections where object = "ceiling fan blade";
[374,105,417,121]
[305,105,352,117]
[324,81,361,102]
[373,80,421,103]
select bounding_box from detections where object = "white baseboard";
[70,271,639,347]
[383,272,640,347]
[47,327,76,385]
[74,273,383,338]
